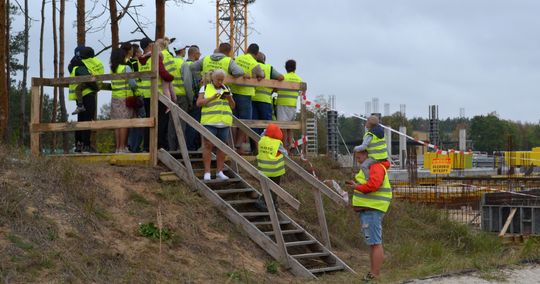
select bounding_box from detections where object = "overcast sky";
[15,0,540,122]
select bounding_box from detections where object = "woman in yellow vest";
[346,150,392,282]
[110,48,138,153]
[196,69,236,181]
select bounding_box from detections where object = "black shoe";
[74,142,83,153]
[82,145,97,154]
[362,272,376,283]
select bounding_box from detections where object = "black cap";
[140,37,154,50]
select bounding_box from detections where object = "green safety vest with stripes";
[352,164,392,212]
[200,83,233,126]
[257,136,286,178]
[229,54,259,97]
[137,58,152,98]
[252,63,273,104]
[276,72,302,107]
[364,131,389,160]
[172,57,186,96]
[111,65,133,98]
[68,57,105,101]
[201,55,232,77]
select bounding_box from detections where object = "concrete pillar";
[459,129,466,151]
[385,127,392,157]
[399,126,407,169]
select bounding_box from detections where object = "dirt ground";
[410,264,540,284]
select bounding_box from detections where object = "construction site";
[1,0,540,283]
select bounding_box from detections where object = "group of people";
[68,36,392,282]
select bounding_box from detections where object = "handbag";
[126,95,144,108]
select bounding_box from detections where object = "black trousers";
[143,98,151,151]
[75,93,96,147]
[143,97,169,151]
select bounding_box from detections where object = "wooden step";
[264,229,304,236]
[251,220,291,226]
[240,212,270,218]
[202,177,241,184]
[214,188,254,195]
[285,240,317,247]
[291,252,330,259]
[227,199,258,205]
[308,265,344,274]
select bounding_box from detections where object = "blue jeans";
[359,210,384,246]
[252,101,273,135]
[185,106,202,151]
[128,128,143,152]
[204,125,230,143]
[233,94,252,119]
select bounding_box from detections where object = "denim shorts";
[233,94,252,119]
[204,125,230,143]
[359,210,384,245]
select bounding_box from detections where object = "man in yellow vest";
[229,43,265,153]
[185,45,203,151]
[252,52,284,135]
[67,46,104,153]
[276,59,303,149]
[189,42,244,80]
[346,150,392,282]
[353,115,389,180]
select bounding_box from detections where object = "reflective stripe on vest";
[365,132,389,160]
[81,57,105,76]
[111,65,132,98]
[253,63,273,103]
[68,66,94,100]
[200,83,233,126]
[172,57,186,96]
[137,58,152,98]
[201,56,232,77]
[229,54,258,97]
[276,72,302,107]
[256,136,286,177]
[351,164,392,212]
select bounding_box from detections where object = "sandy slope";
[411,264,540,284]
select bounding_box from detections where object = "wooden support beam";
[224,76,307,91]
[160,95,300,210]
[31,118,154,133]
[32,71,155,86]
[261,178,289,268]
[313,189,331,249]
[149,44,159,167]
[499,208,517,237]
[30,82,41,156]
[170,106,197,185]
[240,120,301,130]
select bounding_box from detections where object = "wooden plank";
[499,208,517,237]
[158,149,191,183]
[214,188,254,195]
[300,94,307,155]
[170,106,197,185]
[264,229,304,236]
[52,153,150,165]
[32,71,155,86]
[309,266,344,274]
[149,45,159,167]
[261,178,289,267]
[160,172,180,182]
[30,83,41,156]
[227,199,258,205]
[285,240,317,247]
[232,116,348,206]
[240,212,271,217]
[251,220,292,226]
[291,252,330,259]
[160,95,301,210]
[31,118,154,132]
[240,119,301,130]
[313,189,332,249]
[224,76,307,91]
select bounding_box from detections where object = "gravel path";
[410,264,540,283]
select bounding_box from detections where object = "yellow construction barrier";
[504,150,540,166]
[424,152,472,170]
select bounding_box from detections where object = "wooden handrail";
[32,71,156,87]
[30,118,154,132]
[159,95,301,210]
[232,117,348,207]
[223,76,307,91]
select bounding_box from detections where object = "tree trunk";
[51,0,58,151]
[59,0,68,152]
[19,0,28,146]
[39,0,45,120]
[155,0,165,39]
[0,0,7,142]
[76,0,85,46]
[109,0,119,49]
[4,0,10,141]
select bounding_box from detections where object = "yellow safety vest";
[276,72,302,107]
[364,131,388,160]
[68,57,105,101]
[201,55,232,77]
[137,58,152,98]
[172,57,186,96]
[257,136,286,177]
[159,50,176,94]
[229,53,259,97]
[200,83,233,126]
[352,164,392,212]
[111,65,133,98]
[252,63,273,104]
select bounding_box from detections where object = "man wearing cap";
[167,43,195,151]
[137,37,174,151]
[189,42,244,79]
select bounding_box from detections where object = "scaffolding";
[216,0,255,56]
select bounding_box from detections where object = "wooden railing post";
[30,79,41,156]
[313,188,331,249]
[260,177,289,267]
[149,44,159,166]
[170,107,196,185]
[300,91,307,156]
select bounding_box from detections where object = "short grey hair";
[211,69,226,80]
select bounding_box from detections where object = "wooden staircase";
[158,96,354,278]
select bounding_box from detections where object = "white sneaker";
[203,172,211,181]
[121,147,131,154]
[216,171,229,180]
